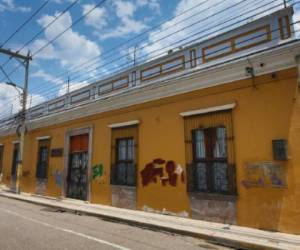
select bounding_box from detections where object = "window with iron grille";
[184,110,236,195]
[11,143,19,178]
[0,145,3,174]
[110,125,137,186]
[36,139,50,179]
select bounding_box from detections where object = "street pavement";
[0,196,233,250]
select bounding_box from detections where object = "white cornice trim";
[12,141,19,144]
[108,120,140,128]
[36,136,51,140]
[180,103,236,117]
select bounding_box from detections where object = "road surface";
[0,196,233,250]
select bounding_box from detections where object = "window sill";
[188,191,237,201]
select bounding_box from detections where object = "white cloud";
[58,81,88,96]
[0,0,31,13]
[293,6,300,37]
[98,0,148,40]
[31,11,101,69]
[31,69,62,85]
[31,68,92,101]
[82,4,107,29]
[0,83,45,118]
[29,39,57,60]
[115,0,136,17]
[28,93,46,108]
[0,83,20,117]
[136,0,160,13]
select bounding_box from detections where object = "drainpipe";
[296,55,300,88]
[292,55,300,104]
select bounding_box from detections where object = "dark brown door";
[66,134,89,200]
[36,139,50,179]
[11,143,19,179]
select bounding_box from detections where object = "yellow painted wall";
[0,67,299,234]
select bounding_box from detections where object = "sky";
[0,0,299,119]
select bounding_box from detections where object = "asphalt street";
[0,196,234,250]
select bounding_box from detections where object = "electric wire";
[0,0,107,82]
[32,0,264,94]
[21,35,300,127]
[1,0,294,115]
[29,0,281,96]
[0,0,296,120]
[27,0,294,100]
[0,0,50,49]
[0,0,80,69]
[26,0,233,89]
[1,18,298,123]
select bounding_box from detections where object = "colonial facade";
[1,7,300,234]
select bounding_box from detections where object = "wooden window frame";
[140,55,185,82]
[111,136,136,187]
[116,137,135,164]
[110,123,138,187]
[184,110,237,196]
[202,25,271,63]
[191,127,229,194]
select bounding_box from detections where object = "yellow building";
[1,7,300,234]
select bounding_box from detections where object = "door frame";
[63,125,93,201]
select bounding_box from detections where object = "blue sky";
[0,0,299,118]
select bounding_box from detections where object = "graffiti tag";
[92,164,104,180]
[53,170,62,187]
[140,158,185,187]
[241,162,286,188]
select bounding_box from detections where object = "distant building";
[0,7,300,234]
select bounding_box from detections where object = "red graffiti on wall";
[140,158,185,187]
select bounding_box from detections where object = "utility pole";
[16,51,30,194]
[67,75,70,94]
[0,48,32,194]
[133,44,138,67]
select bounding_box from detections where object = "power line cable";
[0,26,299,124]
[0,0,107,80]
[0,0,50,49]
[0,0,296,113]
[0,64,13,83]
[28,0,290,97]
[30,0,271,94]
[27,0,228,87]
[4,10,299,117]
[62,0,284,91]
[27,0,246,93]
[2,0,222,105]
[1,0,292,109]
[0,0,80,69]
[34,16,300,103]
[18,35,300,125]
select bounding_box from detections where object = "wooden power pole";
[0,48,32,194]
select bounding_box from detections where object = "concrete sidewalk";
[0,189,299,250]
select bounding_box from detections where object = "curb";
[0,192,290,250]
